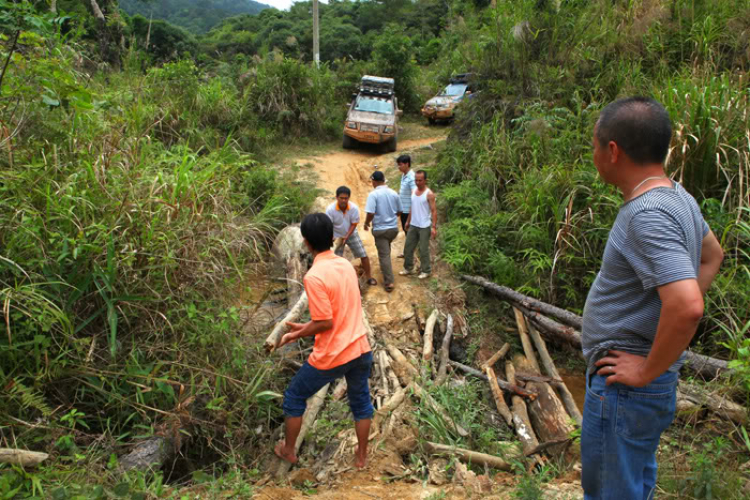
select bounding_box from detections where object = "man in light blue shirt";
[364,171,402,292]
[396,154,417,258]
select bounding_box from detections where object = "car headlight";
[346,121,358,129]
[383,126,393,134]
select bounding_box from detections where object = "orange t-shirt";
[304,251,370,370]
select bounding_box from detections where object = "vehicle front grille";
[360,124,380,133]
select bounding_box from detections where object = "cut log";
[527,325,582,426]
[461,275,583,329]
[485,366,513,426]
[435,314,454,385]
[264,292,309,351]
[513,307,541,374]
[514,355,574,455]
[683,351,731,380]
[481,343,510,370]
[386,344,418,385]
[449,360,537,400]
[677,381,747,424]
[379,350,402,390]
[505,360,539,456]
[425,442,511,471]
[331,378,347,401]
[376,350,389,396]
[119,437,175,472]
[276,383,330,478]
[516,304,583,350]
[410,382,469,437]
[0,448,49,467]
[423,309,439,363]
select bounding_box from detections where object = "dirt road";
[300,136,446,329]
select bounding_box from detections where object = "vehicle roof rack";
[360,75,395,97]
[449,73,473,84]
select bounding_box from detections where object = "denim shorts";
[581,370,678,500]
[283,351,374,421]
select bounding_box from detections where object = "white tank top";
[410,188,432,228]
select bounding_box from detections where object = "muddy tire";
[386,136,397,153]
[343,134,356,149]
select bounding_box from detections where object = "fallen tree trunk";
[425,442,511,471]
[506,360,539,456]
[449,360,537,400]
[527,325,582,426]
[276,383,330,479]
[119,437,175,472]
[677,381,747,424]
[515,355,573,456]
[0,448,49,467]
[264,292,309,351]
[486,366,513,426]
[461,275,582,329]
[465,275,731,379]
[435,314,454,385]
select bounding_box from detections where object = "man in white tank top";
[399,170,437,279]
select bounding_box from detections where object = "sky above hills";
[265,0,328,11]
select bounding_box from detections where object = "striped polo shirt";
[582,181,709,373]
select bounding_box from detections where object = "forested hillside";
[119,0,270,33]
[2,0,750,496]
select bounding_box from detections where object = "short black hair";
[336,186,351,197]
[415,169,427,180]
[396,154,411,166]
[300,213,333,252]
[596,97,672,165]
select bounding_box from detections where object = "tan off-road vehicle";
[343,76,401,152]
[421,73,474,124]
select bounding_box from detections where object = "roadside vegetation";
[2,0,750,497]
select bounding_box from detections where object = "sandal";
[367,278,377,286]
[385,283,395,293]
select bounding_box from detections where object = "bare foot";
[274,440,298,464]
[354,450,367,469]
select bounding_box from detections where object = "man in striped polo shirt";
[396,154,416,258]
[581,97,724,499]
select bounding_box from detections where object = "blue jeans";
[581,370,678,500]
[283,351,374,421]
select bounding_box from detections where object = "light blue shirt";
[365,185,402,231]
[399,170,416,214]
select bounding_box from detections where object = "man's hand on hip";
[595,350,651,387]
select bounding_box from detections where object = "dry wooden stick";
[264,292,308,351]
[386,344,418,385]
[435,314,454,385]
[485,366,513,426]
[422,309,439,363]
[449,360,537,400]
[276,382,330,478]
[505,360,539,456]
[379,350,402,389]
[527,324,582,425]
[513,307,541,374]
[481,343,510,370]
[377,350,389,396]
[425,442,511,471]
[373,387,407,428]
[331,378,347,401]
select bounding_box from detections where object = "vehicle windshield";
[439,83,468,96]
[354,96,394,114]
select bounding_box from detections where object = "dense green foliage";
[432,0,750,359]
[119,0,269,33]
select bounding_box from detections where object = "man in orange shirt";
[274,213,374,468]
